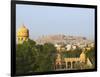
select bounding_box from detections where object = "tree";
[16,39,57,74]
[16,39,37,74]
[34,43,56,72]
[85,47,95,68]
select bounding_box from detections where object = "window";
[62,62,66,69]
[67,62,71,69]
[72,61,76,68]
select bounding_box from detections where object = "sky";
[16,4,95,40]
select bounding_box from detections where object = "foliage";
[16,39,56,74]
[85,47,95,68]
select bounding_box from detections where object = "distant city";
[35,34,94,51]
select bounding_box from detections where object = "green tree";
[16,39,37,74]
[85,47,95,68]
[34,43,56,72]
[16,39,57,74]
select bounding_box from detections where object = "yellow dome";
[17,25,29,37]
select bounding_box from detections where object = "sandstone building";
[16,24,29,44]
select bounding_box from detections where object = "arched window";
[67,62,71,69]
[20,37,23,41]
[72,61,76,68]
[56,63,61,69]
[75,61,81,69]
[62,61,66,69]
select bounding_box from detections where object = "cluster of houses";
[54,42,94,52]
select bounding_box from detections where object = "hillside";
[35,34,93,45]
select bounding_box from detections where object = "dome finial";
[22,23,25,28]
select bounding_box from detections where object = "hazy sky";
[16,4,95,40]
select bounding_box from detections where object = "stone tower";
[17,24,29,44]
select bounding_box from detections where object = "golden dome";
[17,24,29,37]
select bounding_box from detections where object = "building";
[55,48,93,70]
[65,44,72,51]
[16,24,29,44]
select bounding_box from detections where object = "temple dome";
[17,24,29,37]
